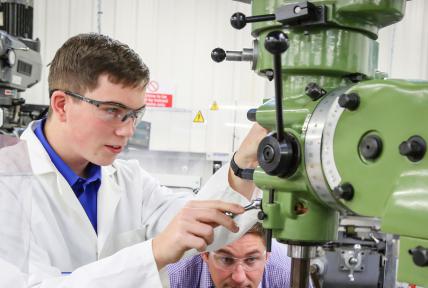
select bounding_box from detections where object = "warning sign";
[210,101,219,111]
[145,93,173,108]
[145,80,174,108]
[193,111,205,123]
[147,80,159,92]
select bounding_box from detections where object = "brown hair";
[47,33,150,116]
[246,222,266,245]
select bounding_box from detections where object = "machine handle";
[230,12,275,30]
[264,30,289,142]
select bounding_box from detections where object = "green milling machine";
[212,0,428,287]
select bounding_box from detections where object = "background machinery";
[0,0,44,136]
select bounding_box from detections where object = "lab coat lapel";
[55,175,98,242]
[21,123,99,245]
[97,165,122,255]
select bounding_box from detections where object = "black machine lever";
[264,30,288,142]
[230,1,325,30]
[257,31,300,179]
[211,47,254,63]
[231,12,275,30]
[263,31,289,254]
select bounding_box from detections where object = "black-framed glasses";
[50,89,146,127]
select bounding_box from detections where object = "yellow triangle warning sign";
[210,101,219,111]
[193,110,205,123]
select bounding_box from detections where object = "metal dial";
[304,87,351,212]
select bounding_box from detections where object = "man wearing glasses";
[2,33,268,287]
[168,223,293,288]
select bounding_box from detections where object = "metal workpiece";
[224,198,262,218]
[244,198,262,211]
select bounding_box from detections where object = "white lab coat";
[0,121,257,288]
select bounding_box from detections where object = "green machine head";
[212,0,428,287]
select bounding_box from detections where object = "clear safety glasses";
[211,251,267,272]
[50,89,146,127]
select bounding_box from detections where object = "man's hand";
[229,123,268,199]
[152,200,244,270]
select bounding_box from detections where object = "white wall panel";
[378,0,428,80]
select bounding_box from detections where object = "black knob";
[262,145,275,163]
[257,211,266,220]
[247,108,257,122]
[333,183,354,201]
[257,133,300,178]
[231,12,247,29]
[211,48,226,63]
[305,82,326,101]
[399,136,426,162]
[264,31,289,55]
[338,93,360,111]
[359,134,383,161]
[409,246,428,267]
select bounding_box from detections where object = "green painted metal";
[333,80,428,229]
[255,75,352,132]
[248,0,428,285]
[331,80,428,283]
[261,188,339,242]
[256,28,379,78]
[251,0,405,38]
[398,236,428,287]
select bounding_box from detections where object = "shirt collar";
[200,261,215,288]
[33,118,101,187]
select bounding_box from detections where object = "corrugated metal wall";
[22,0,428,155]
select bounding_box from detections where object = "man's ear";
[266,252,271,261]
[201,252,210,263]
[50,91,68,122]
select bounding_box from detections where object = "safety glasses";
[50,89,146,127]
[211,251,267,272]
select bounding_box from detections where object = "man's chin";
[91,156,116,166]
[222,284,252,288]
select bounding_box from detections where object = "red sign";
[145,93,173,108]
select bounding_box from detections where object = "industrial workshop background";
[23,0,428,190]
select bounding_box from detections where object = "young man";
[0,33,267,287]
[168,223,293,288]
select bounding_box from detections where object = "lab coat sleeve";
[137,161,256,245]
[0,259,28,288]
[25,239,162,288]
[131,159,258,260]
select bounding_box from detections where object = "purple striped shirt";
[167,240,292,288]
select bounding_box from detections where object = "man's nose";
[115,119,135,138]
[231,264,247,283]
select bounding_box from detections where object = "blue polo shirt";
[34,119,101,233]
